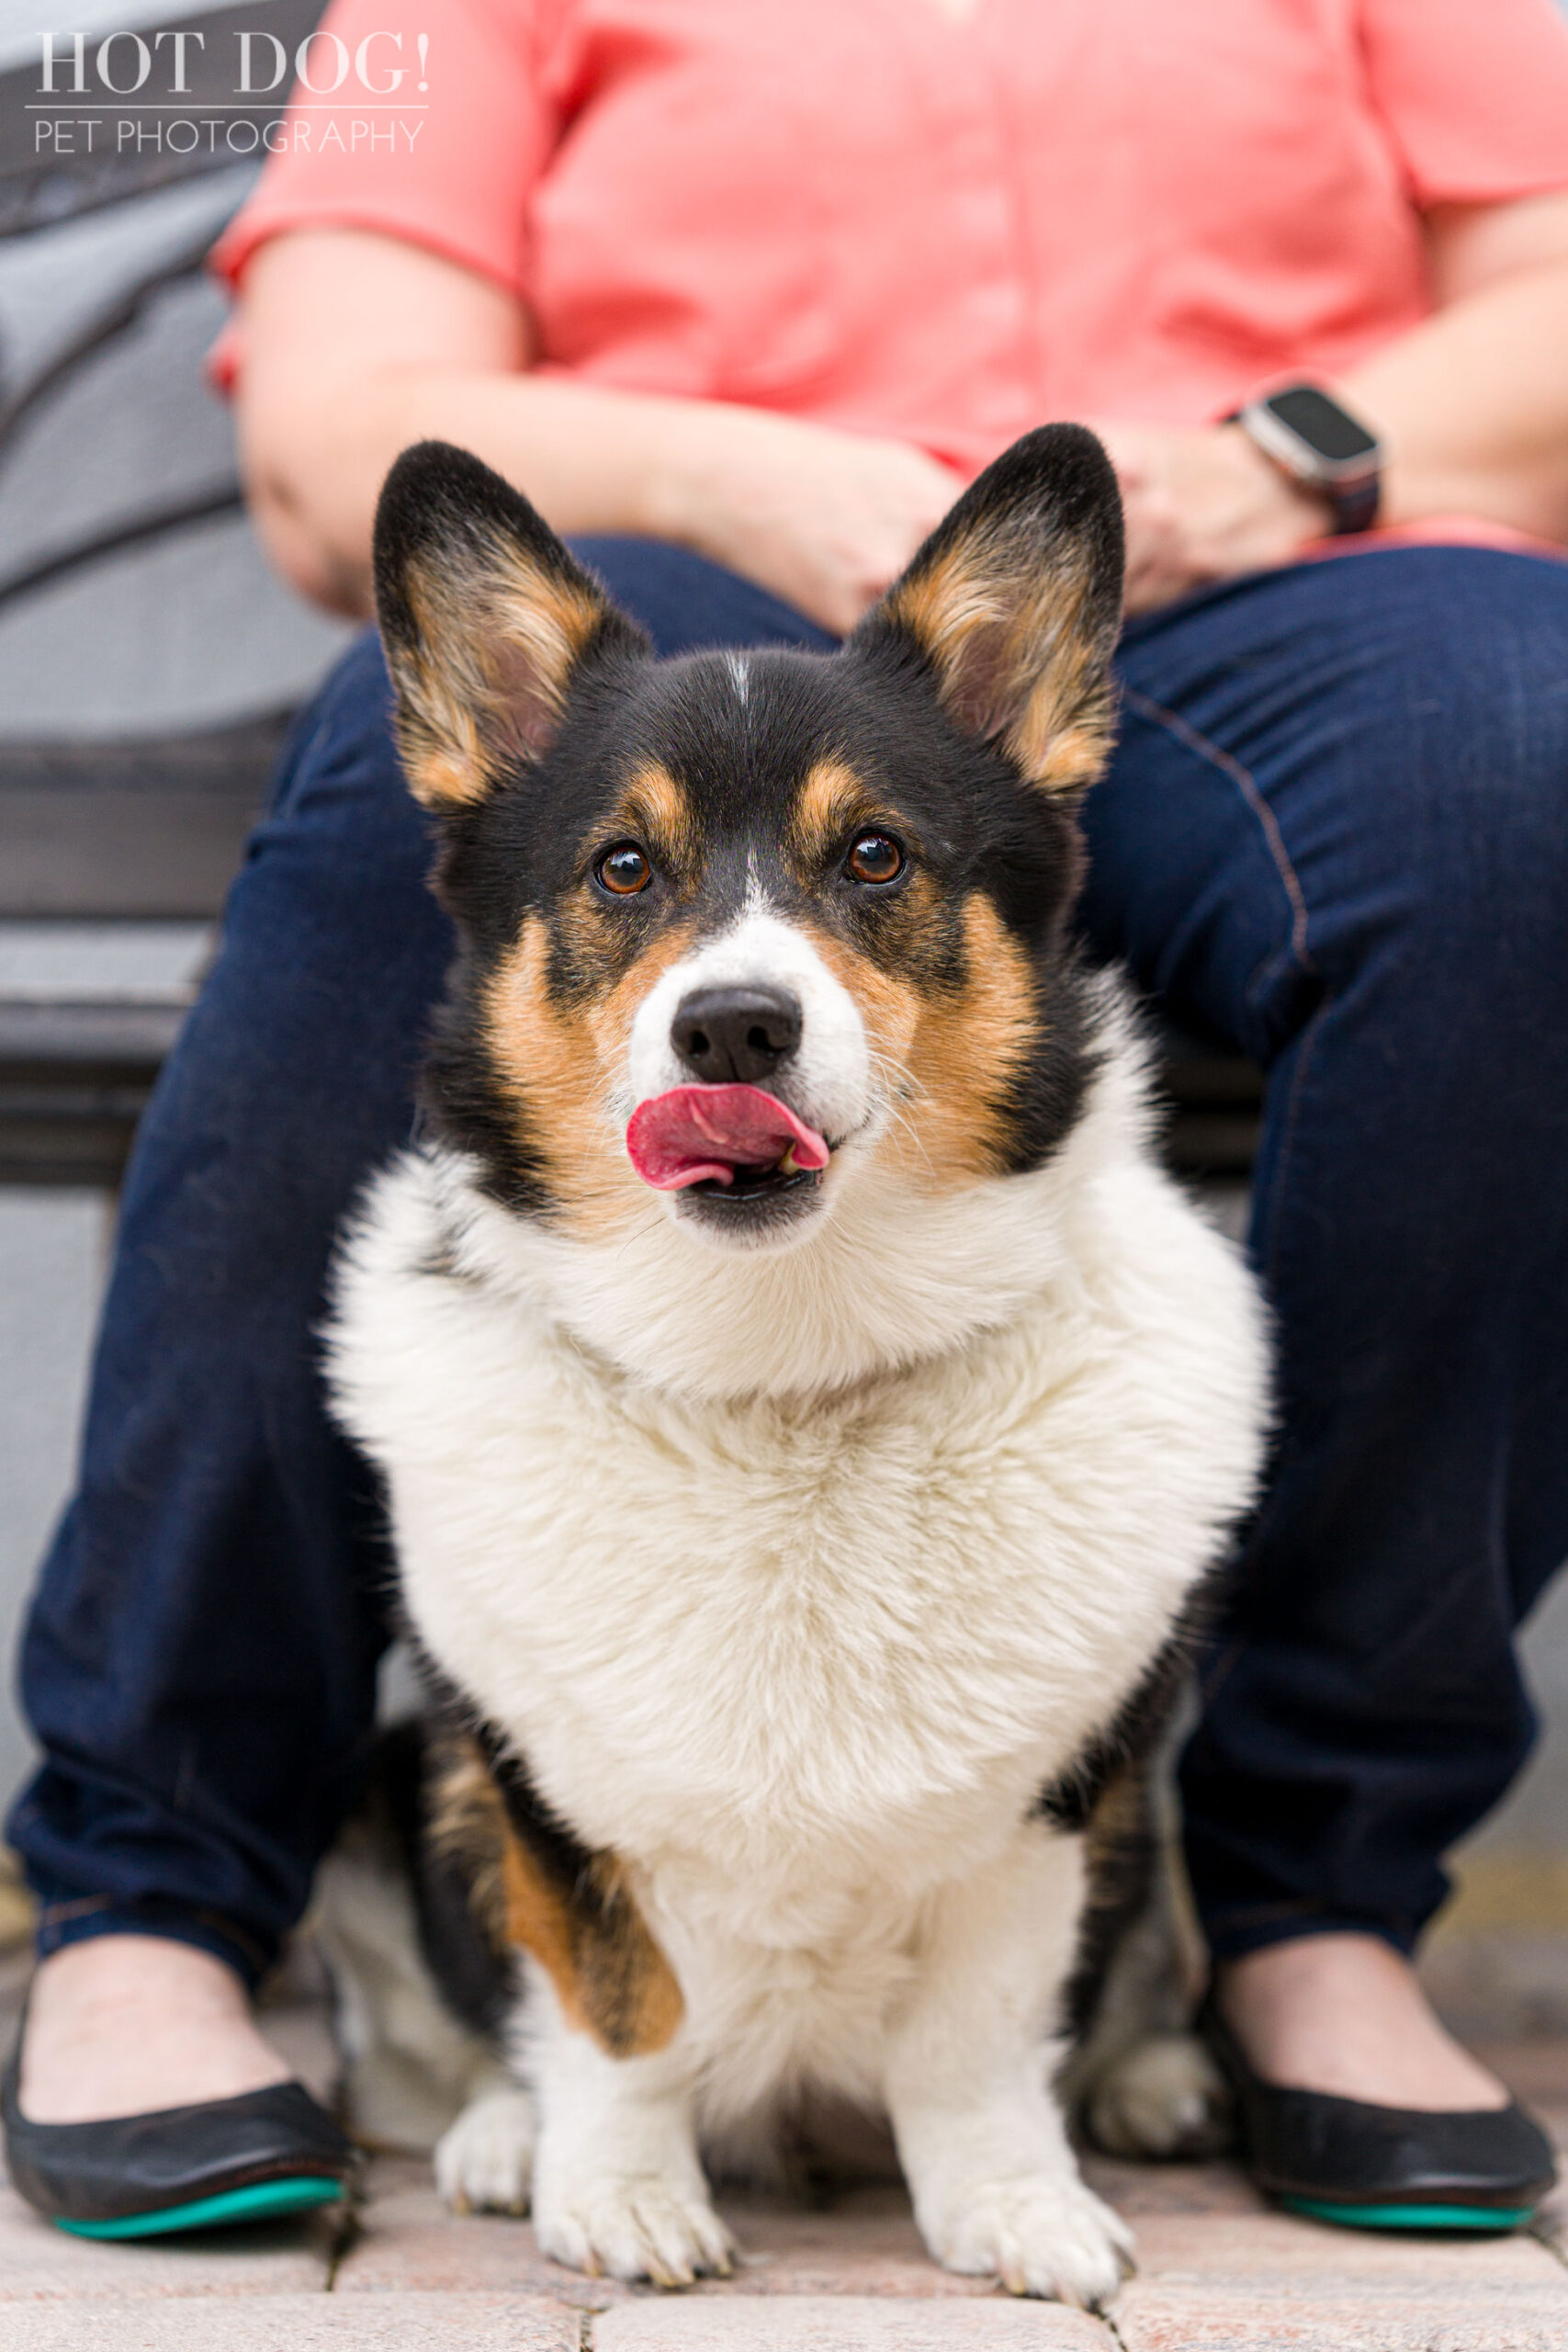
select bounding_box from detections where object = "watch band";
[1226,390,1382,537]
[1325,471,1380,537]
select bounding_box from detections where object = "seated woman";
[6,0,1568,2247]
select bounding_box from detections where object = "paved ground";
[2,1947,1564,2351]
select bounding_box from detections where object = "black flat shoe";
[1199,1996,1558,2233]
[2,2039,357,2239]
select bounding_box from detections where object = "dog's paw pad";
[933,2172,1134,2309]
[536,2174,735,2286]
[1086,2030,1234,2161]
[434,2085,538,2216]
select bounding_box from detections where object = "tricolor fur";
[324,427,1269,2308]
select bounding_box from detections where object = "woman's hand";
[646,404,967,636]
[1090,420,1330,615]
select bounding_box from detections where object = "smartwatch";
[1229,383,1383,537]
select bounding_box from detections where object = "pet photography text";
[24,22,428,159]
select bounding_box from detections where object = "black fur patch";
[366,1716,513,2043]
[1038,1587,1219,2043]
[1034,1607,1205,1838]
[1062,1761,1161,2045]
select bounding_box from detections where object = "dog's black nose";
[671,986,802,1085]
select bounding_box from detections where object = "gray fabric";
[0,508,352,735]
[0,272,236,567]
[0,167,254,416]
[0,121,348,739]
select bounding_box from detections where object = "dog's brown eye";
[596,842,653,896]
[846,832,905,886]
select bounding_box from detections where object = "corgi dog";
[324,425,1267,2310]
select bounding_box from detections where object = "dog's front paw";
[434,2084,537,2215]
[534,2169,735,2287]
[1085,2030,1234,2161]
[930,2171,1134,2309]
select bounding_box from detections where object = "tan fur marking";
[429,1735,511,1951]
[498,1828,584,2027]
[622,763,686,842]
[1085,1760,1149,1877]
[788,759,879,876]
[396,564,491,807]
[799,924,921,1069]
[614,763,698,879]
[431,1731,683,2057]
[482,912,698,1238]
[1002,563,1116,794]
[1078,1759,1161,1980]
[500,1829,684,2057]
[883,530,1115,795]
[804,895,1036,1188]
[394,532,604,808]
[482,919,627,1234]
[897,895,1038,1181]
[575,1855,686,2057]
[886,541,1008,697]
[587,918,702,1067]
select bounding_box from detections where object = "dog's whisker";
[863,1052,938,1174]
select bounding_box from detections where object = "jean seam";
[1120,684,1318,999]
[1256,983,1335,1302]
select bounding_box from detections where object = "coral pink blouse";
[214,0,1568,489]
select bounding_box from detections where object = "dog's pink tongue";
[626,1084,829,1191]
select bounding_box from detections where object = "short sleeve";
[209,0,548,298]
[1358,0,1568,206]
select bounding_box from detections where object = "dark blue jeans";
[11,540,1568,1985]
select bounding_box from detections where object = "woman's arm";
[234,228,964,631]
[1345,190,1568,540]
[1096,190,1568,613]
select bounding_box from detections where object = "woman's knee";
[231,628,443,952]
[1310,559,1568,999]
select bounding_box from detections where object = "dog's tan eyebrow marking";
[787,757,885,875]
[614,762,695,869]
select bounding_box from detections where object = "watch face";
[1265,386,1379,464]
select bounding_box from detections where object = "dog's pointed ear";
[372,441,648,809]
[851,424,1124,794]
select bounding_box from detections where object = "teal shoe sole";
[54,2176,345,2239]
[1282,2193,1536,2234]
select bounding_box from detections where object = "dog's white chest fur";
[330,1045,1263,1927]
